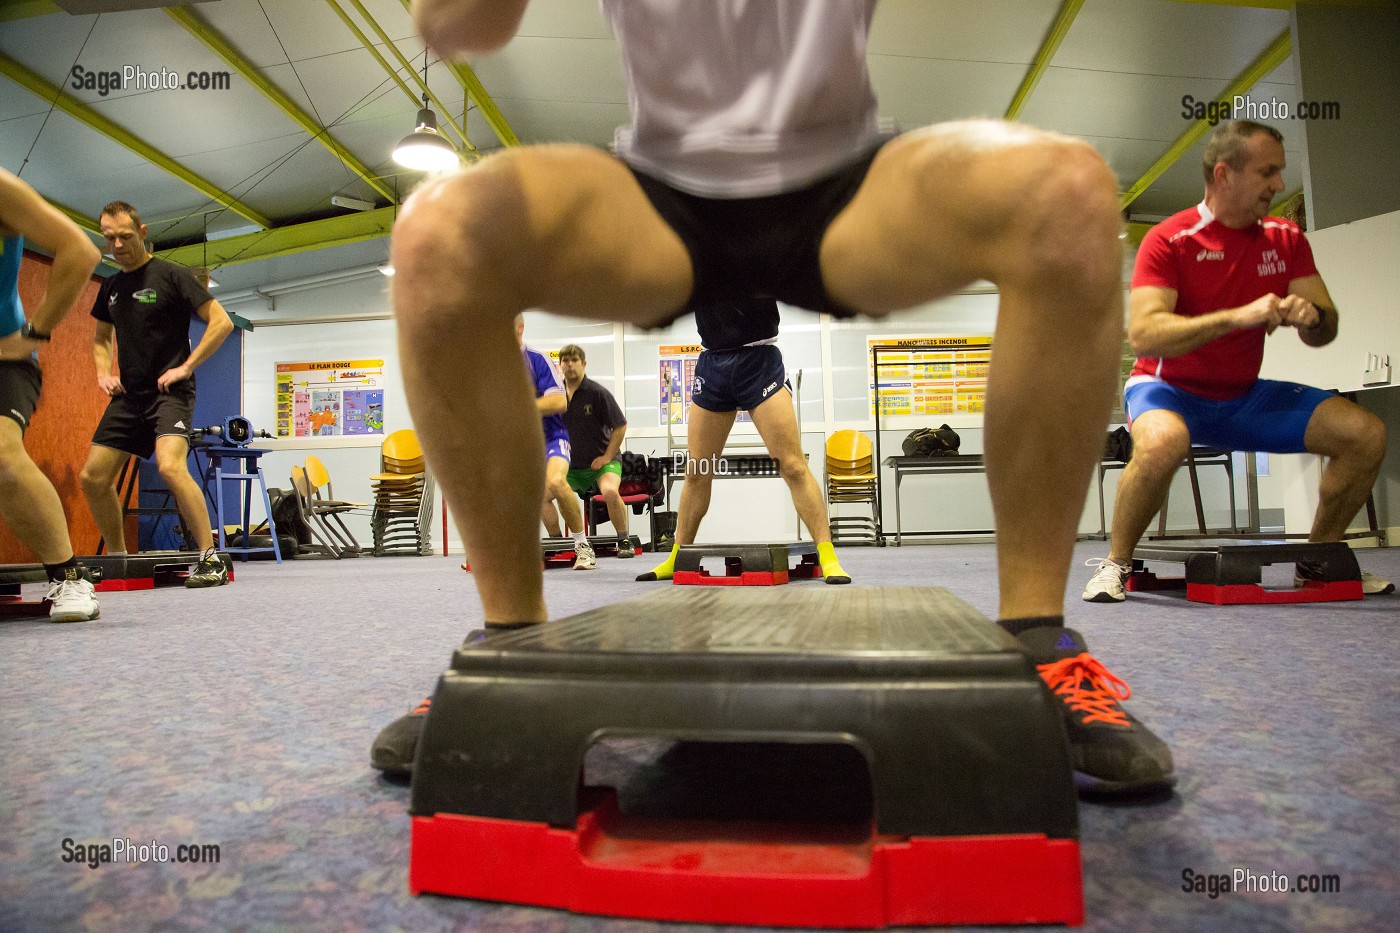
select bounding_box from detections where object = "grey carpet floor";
[1,539,1397,932]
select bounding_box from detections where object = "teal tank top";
[0,235,23,338]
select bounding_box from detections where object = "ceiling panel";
[470,36,628,111]
[868,0,1065,63]
[1056,0,1290,79]
[868,56,1026,127]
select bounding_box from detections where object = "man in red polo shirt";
[1084,120,1391,602]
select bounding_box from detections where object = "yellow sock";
[637,543,680,581]
[817,541,851,583]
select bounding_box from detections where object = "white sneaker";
[1361,571,1396,595]
[47,578,100,623]
[1081,557,1130,603]
[572,540,597,570]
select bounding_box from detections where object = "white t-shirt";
[602,0,885,198]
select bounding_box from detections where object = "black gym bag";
[902,425,961,457]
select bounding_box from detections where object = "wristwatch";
[19,321,51,342]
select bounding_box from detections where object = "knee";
[0,450,24,486]
[79,464,111,495]
[777,455,810,484]
[156,458,189,487]
[1127,431,1191,486]
[391,157,536,333]
[999,134,1122,298]
[1350,411,1387,467]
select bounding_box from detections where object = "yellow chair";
[369,429,435,556]
[825,430,878,545]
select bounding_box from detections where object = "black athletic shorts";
[691,345,790,414]
[0,360,41,432]
[627,146,884,320]
[92,386,196,459]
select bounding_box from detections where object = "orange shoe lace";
[411,697,431,716]
[1036,653,1133,727]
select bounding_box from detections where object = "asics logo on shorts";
[763,381,778,396]
[10,409,25,425]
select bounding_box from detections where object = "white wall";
[235,235,1397,554]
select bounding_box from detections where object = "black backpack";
[902,425,961,457]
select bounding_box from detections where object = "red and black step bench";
[408,586,1083,927]
[1129,539,1362,605]
[672,541,823,586]
[0,564,62,618]
[84,551,234,592]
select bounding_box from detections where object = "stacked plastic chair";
[370,429,435,556]
[826,429,878,545]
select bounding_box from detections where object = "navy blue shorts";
[1125,378,1333,453]
[691,345,789,414]
[545,434,571,465]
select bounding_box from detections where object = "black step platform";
[409,587,1081,927]
[673,541,822,586]
[84,551,234,592]
[464,536,641,572]
[1130,539,1362,605]
[0,565,56,618]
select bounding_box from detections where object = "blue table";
[197,445,282,563]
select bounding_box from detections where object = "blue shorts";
[545,435,571,464]
[691,345,790,414]
[1124,378,1333,453]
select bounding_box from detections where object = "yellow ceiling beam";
[0,50,272,229]
[1120,28,1291,210]
[0,1,60,22]
[1005,0,1085,121]
[156,206,396,268]
[165,6,397,205]
[393,0,519,148]
[444,60,519,148]
[47,199,100,235]
[1269,186,1305,215]
[1125,222,1154,246]
[338,0,478,155]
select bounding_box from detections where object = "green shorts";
[567,460,622,494]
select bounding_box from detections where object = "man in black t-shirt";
[541,344,635,557]
[80,200,234,587]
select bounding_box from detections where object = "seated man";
[0,168,102,622]
[636,297,849,583]
[1084,120,1391,602]
[541,343,634,557]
